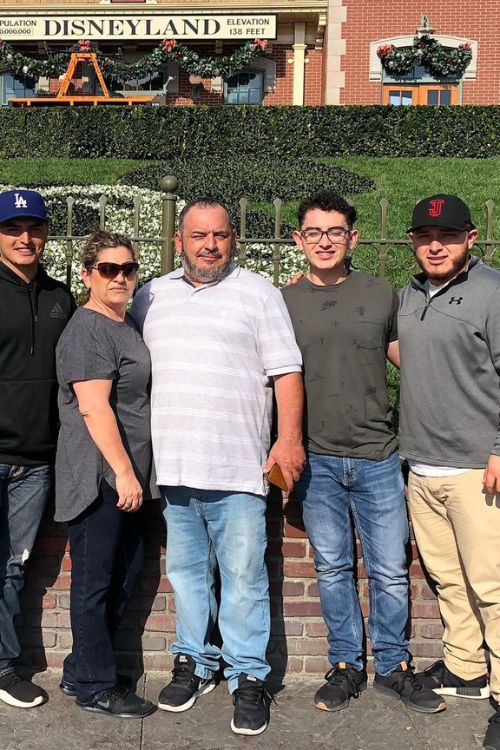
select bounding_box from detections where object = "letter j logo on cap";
[428,198,445,218]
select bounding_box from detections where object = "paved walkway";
[0,671,493,749]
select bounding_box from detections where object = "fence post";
[65,196,74,290]
[273,198,283,287]
[484,200,495,265]
[378,198,388,278]
[238,197,248,267]
[160,175,178,275]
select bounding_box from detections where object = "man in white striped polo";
[131,198,304,736]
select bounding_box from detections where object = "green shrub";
[1,105,499,160]
[119,157,375,235]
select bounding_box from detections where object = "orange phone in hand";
[266,464,289,491]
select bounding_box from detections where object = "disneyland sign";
[0,14,277,41]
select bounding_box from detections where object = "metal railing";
[47,175,500,289]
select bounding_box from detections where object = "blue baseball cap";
[0,190,48,224]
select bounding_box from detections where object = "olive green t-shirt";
[281,272,398,460]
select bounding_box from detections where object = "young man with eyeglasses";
[282,191,444,715]
[398,195,500,750]
[0,189,74,709]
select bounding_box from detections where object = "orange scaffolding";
[10,52,154,107]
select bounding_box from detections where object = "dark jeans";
[65,480,144,702]
[295,451,410,676]
[0,463,53,672]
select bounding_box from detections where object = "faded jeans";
[0,462,52,672]
[161,486,270,693]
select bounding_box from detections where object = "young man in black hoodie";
[0,190,74,708]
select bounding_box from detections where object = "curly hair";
[297,191,357,229]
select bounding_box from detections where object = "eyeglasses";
[90,262,139,279]
[301,227,350,243]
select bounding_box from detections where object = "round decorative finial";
[160,175,179,193]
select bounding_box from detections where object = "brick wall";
[341,0,500,105]
[19,486,442,679]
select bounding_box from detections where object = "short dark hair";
[178,198,233,234]
[297,191,357,229]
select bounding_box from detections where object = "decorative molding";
[369,35,478,82]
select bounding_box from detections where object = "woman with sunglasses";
[54,230,155,719]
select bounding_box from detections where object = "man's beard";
[181,251,232,283]
[423,248,470,284]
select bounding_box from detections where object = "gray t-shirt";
[282,272,398,460]
[54,307,152,522]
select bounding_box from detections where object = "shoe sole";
[372,683,447,713]
[59,684,76,697]
[431,685,490,699]
[315,681,367,712]
[230,719,268,736]
[77,703,155,719]
[0,689,45,709]
[157,679,216,712]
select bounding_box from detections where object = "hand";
[284,271,305,287]
[264,439,305,493]
[483,454,500,495]
[115,469,143,512]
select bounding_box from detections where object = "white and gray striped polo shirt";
[131,265,302,496]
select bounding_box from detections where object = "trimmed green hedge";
[121,158,374,236]
[0,105,499,159]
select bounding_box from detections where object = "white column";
[324,0,346,105]
[292,22,306,106]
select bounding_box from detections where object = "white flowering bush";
[0,183,307,292]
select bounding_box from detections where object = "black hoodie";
[0,261,75,465]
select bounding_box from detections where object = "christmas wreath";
[0,37,269,81]
[377,35,472,78]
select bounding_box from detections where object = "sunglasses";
[90,262,139,279]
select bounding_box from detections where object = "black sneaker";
[231,674,269,736]
[374,661,447,713]
[0,670,47,708]
[416,659,490,699]
[314,662,367,712]
[76,685,155,718]
[59,673,133,698]
[484,703,500,750]
[157,654,216,712]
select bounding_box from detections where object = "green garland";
[0,37,268,81]
[377,35,472,78]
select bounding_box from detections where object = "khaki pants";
[407,469,500,700]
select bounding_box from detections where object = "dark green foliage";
[44,196,99,236]
[1,105,499,160]
[120,158,374,238]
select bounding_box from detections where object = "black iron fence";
[45,175,500,289]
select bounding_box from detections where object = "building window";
[1,72,36,105]
[383,84,458,106]
[426,88,452,105]
[388,89,414,106]
[112,71,166,93]
[224,70,264,105]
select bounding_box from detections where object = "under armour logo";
[428,198,445,217]
[14,193,27,209]
[449,296,463,305]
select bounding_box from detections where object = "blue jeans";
[65,480,144,702]
[0,462,53,672]
[295,451,410,676]
[161,486,270,693]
